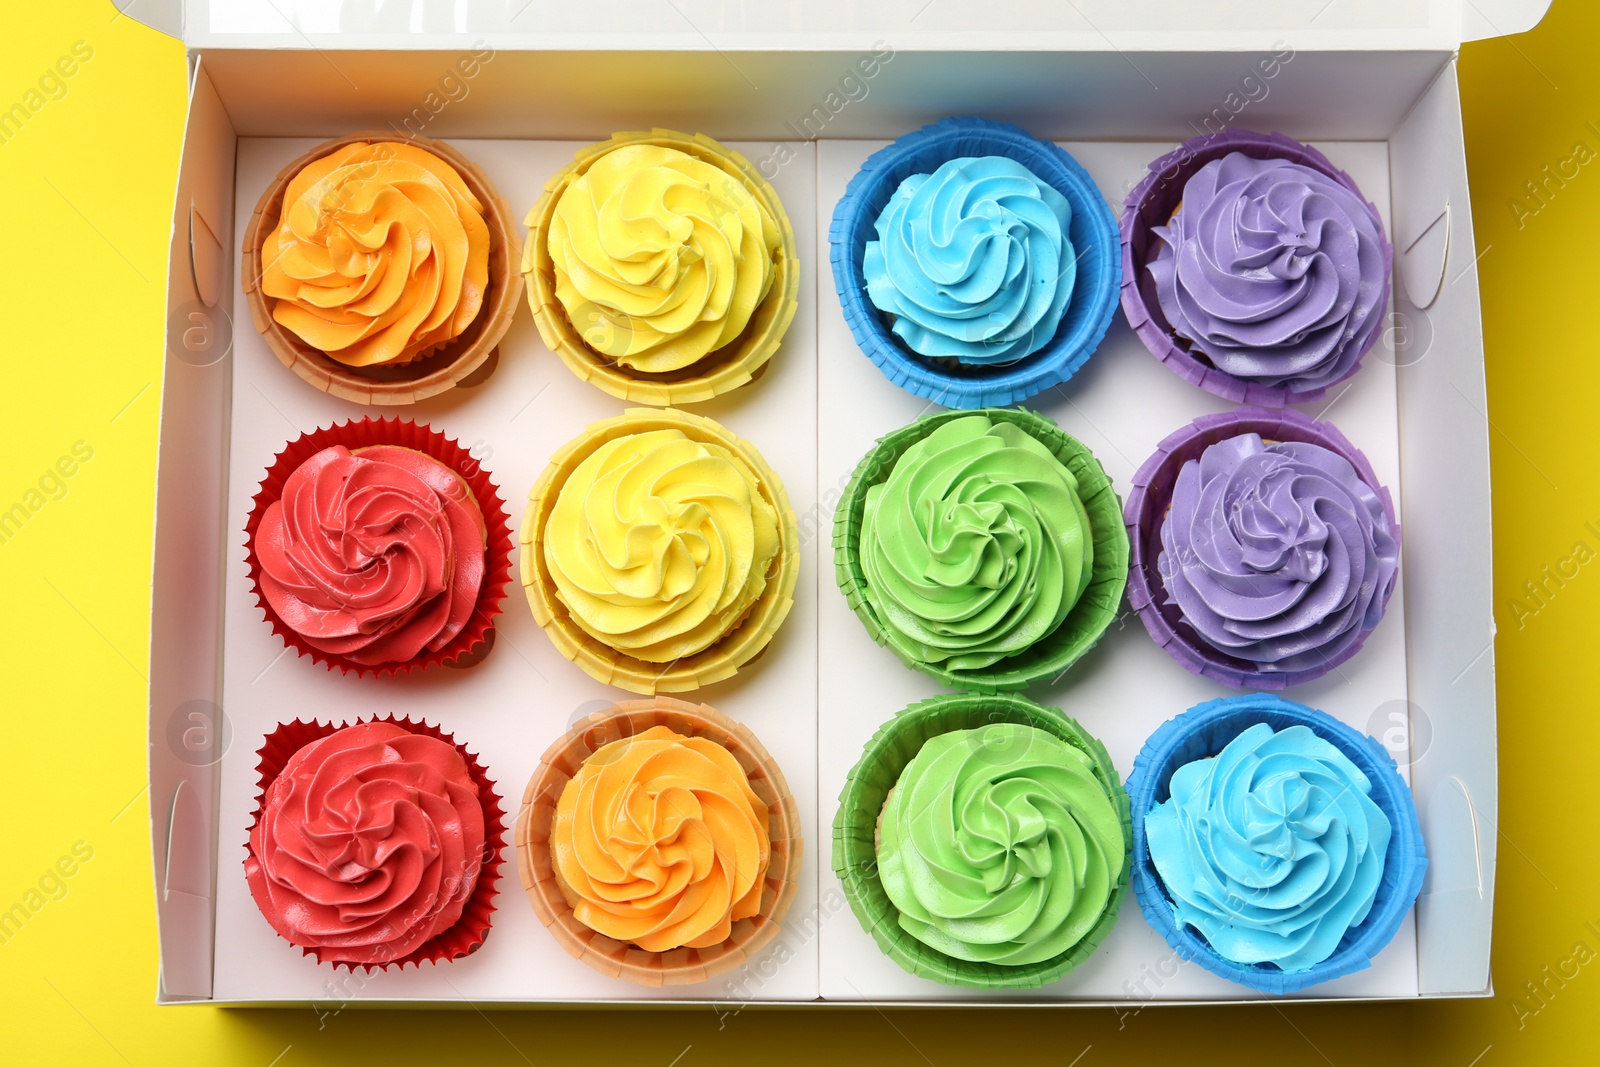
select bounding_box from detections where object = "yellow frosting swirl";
[548,144,781,373]
[544,428,780,662]
[261,141,490,367]
[553,725,771,951]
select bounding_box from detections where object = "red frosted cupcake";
[245,718,505,970]
[246,418,512,676]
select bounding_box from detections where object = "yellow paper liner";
[520,407,800,694]
[241,132,523,406]
[515,697,803,986]
[521,129,800,406]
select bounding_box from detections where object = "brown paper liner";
[245,417,513,679]
[245,716,506,972]
[242,132,523,406]
[515,698,802,986]
[520,407,800,694]
[521,129,800,405]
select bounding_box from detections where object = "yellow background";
[2,2,1595,1063]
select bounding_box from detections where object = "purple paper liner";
[1122,406,1400,689]
[1118,129,1394,407]
[1126,694,1426,994]
[830,117,1121,410]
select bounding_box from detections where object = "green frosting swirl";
[860,414,1094,670]
[878,724,1125,966]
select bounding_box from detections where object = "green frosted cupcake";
[834,692,1131,988]
[834,408,1128,692]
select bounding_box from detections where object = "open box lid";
[119,0,1549,51]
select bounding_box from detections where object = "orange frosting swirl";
[261,141,490,367]
[552,725,771,951]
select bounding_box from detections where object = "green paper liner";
[515,697,803,986]
[521,129,800,406]
[833,407,1129,692]
[241,132,522,406]
[832,692,1132,989]
[244,716,506,972]
[521,407,800,694]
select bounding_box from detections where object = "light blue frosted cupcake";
[1126,694,1426,994]
[830,117,1119,409]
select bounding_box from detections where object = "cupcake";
[242,133,521,405]
[1121,129,1393,405]
[245,418,513,677]
[516,697,802,986]
[245,717,505,970]
[523,129,800,405]
[1127,694,1426,993]
[835,408,1127,692]
[834,693,1130,988]
[522,408,799,694]
[830,117,1120,409]
[1124,407,1399,689]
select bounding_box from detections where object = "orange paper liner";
[515,697,803,986]
[244,716,507,972]
[241,132,523,406]
[520,407,800,694]
[245,417,513,679]
[521,129,800,406]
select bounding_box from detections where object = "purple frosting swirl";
[1149,153,1387,394]
[1158,434,1397,674]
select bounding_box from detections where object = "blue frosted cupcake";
[830,117,1120,409]
[1126,694,1425,994]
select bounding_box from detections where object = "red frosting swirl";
[255,444,487,665]
[245,722,488,964]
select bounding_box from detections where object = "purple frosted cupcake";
[1121,130,1393,405]
[1124,407,1399,689]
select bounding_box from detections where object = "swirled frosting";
[864,156,1075,364]
[1157,433,1397,674]
[544,428,780,662]
[1145,723,1391,972]
[256,444,488,666]
[245,722,488,964]
[548,144,782,373]
[859,415,1093,670]
[552,725,771,951]
[262,141,490,367]
[1149,153,1387,392]
[878,724,1124,965]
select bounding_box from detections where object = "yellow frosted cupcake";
[523,130,799,405]
[521,408,799,693]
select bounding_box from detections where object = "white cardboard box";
[129,0,1545,1007]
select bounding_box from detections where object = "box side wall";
[148,56,236,1005]
[1388,59,1498,996]
[192,47,1449,143]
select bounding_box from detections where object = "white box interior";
[145,40,1503,1005]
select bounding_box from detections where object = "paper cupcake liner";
[245,417,514,679]
[522,129,800,406]
[241,132,523,406]
[1119,128,1394,406]
[1125,694,1426,994]
[515,697,803,986]
[1123,406,1400,689]
[244,716,507,972]
[834,407,1128,692]
[829,117,1120,410]
[833,692,1131,989]
[521,408,799,694]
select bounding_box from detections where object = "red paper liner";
[244,417,513,678]
[244,716,507,972]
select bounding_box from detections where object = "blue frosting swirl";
[1144,723,1390,973]
[864,156,1075,364]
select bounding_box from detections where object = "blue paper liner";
[1126,694,1427,994]
[829,117,1120,410]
